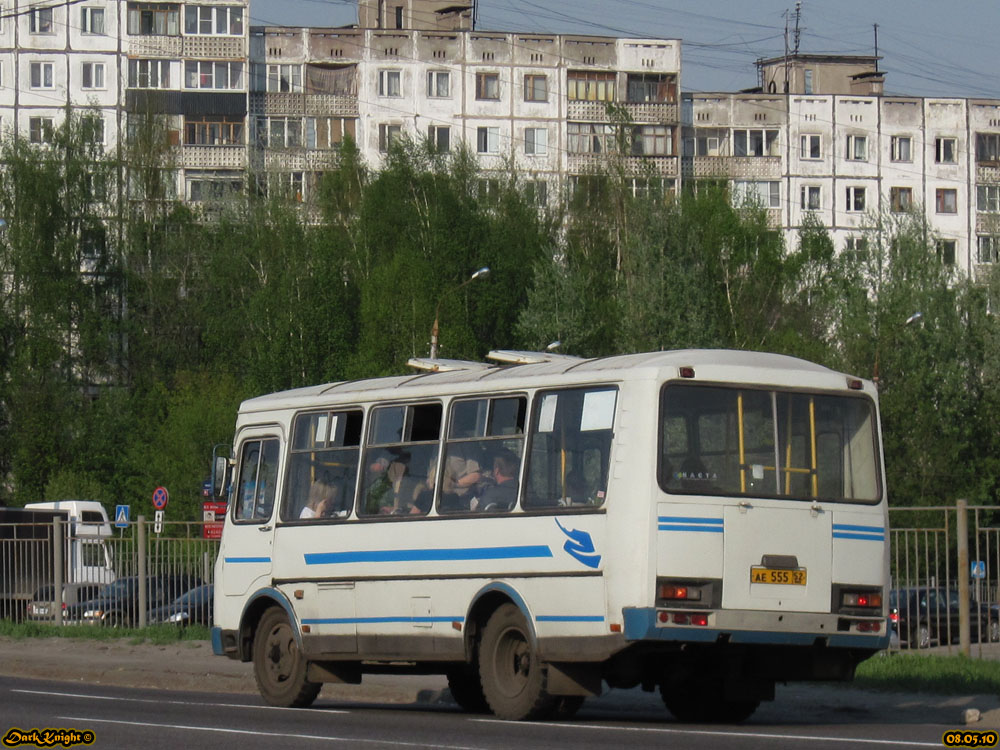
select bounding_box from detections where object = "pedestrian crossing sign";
[115,504,130,528]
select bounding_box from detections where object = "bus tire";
[446,665,490,713]
[479,603,555,720]
[253,607,321,708]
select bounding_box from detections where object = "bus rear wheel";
[253,607,321,708]
[479,603,555,720]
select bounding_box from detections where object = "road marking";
[472,718,941,747]
[60,716,482,748]
[16,689,346,713]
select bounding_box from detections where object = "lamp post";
[429,266,489,359]
[873,311,923,388]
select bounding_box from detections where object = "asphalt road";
[0,674,971,750]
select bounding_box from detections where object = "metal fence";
[0,516,219,627]
[3,505,999,654]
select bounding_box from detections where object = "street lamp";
[429,266,490,359]
[873,311,923,388]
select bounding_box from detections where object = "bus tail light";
[856,621,881,633]
[842,591,882,609]
[657,582,704,602]
[670,612,709,626]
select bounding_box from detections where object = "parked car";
[147,584,213,626]
[890,587,995,648]
[27,582,103,623]
[65,574,202,627]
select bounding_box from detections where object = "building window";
[81,7,105,34]
[978,235,1000,263]
[935,137,957,164]
[255,116,303,149]
[127,3,180,36]
[977,133,1000,164]
[81,114,104,145]
[29,62,54,89]
[184,5,243,35]
[306,117,357,149]
[733,180,779,208]
[803,68,813,94]
[378,123,401,153]
[626,73,676,103]
[631,124,672,156]
[476,72,499,100]
[426,70,449,98]
[261,171,304,202]
[394,5,403,29]
[844,236,868,255]
[800,185,821,210]
[890,187,913,213]
[81,62,105,90]
[428,124,450,153]
[29,116,54,143]
[733,128,779,157]
[567,71,614,102]
[891,135,912,162]
[523,74,547,102]
[185,61,243,90]
[845,186,866,212]
[627,177,674,199]
[567,122,615,154]
[188,173,243,202]
[477,126,499,153]
[524,127,547,155]
[525,179,547,205]
[185,116,243,146]
[800,134,821,160]
[935,188,957,213]
[268,64,301,93]
[378,69,401,97]
[128,59,171,88]
[977,185,1000,212]
[685,129,723,156]
[29,6,53,33]
[936,239,956,266]
[845,134,867,161]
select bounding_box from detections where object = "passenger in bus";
[440,447,485,511]
[476,449,519,512]
[561,470,594,505]
[408,454,437,515]
[299,481,336,519]
[365,452,421,514]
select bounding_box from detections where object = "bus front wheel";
[479,603,555,720]
[253,607,321,708]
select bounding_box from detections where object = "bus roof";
[238,349,865,415]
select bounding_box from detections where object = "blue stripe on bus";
[658,524,725,533]
[301,616,463,624]
[658,516,723,524]
[535,615,605,623]
[833,532,885,542]
[832,523,885,533]
[224,556,272,563]
[303,545,554,565]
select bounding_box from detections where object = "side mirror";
[211,444,232,499]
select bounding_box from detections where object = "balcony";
[567,100,678,124]
[688,156,782,180]
[567,153,678,176]
[178,144,247,169]
[129,35,182,57]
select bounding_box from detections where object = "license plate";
[751,567,807,585]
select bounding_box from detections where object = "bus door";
[720,389,840,613]
[220,432,281,598]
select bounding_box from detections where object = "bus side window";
[235,438,280,522]
[282,410,362,522]
[361,403,441,517]
[523,387,615,509]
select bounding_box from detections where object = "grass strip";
[854,652,1000,694]
[0,619,210,644]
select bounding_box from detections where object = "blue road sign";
[972,560,986,579]
[115,504,130,528]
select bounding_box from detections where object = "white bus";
[211,349,889,722]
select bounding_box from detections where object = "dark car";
[147,584,213,626]
[890,587,994,648]
[65,574,202,627]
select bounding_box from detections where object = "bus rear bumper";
[622,607,891,650]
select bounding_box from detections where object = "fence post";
[137,515,147,629]
[53,517,63,627]
[958,499,970,656]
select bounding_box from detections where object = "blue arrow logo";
[555,518,601,569]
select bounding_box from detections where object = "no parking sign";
[152,486,169,510]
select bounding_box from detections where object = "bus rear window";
[659,384,880,503]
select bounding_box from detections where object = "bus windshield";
[659,383,880,503]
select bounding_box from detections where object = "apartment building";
[248,23,681,204]
[682,53,1000,279]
